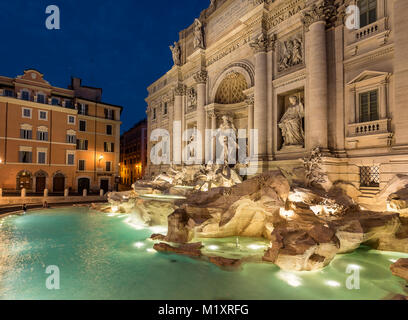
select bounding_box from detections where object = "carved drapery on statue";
[217,115,239,164]
[169,42,181,66]
[279,96,305,147]
[193,19,205,49]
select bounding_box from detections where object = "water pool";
[0,207,407,300]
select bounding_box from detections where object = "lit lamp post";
[98,155,104,168]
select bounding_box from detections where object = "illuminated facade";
[0,70,122,194]
[120,119,147,186]
[146,0,408,205]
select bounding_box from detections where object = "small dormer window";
[22,90,30,101]
[51,98,60,106]
[37,94,45,104]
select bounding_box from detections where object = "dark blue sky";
[0,0,208,133]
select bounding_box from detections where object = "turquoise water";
[0,207,407,300]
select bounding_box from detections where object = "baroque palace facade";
[0,70,122,194]
[146,0,408,203]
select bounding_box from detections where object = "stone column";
[173,85,184,164]
[250,35,268,160]
[393,0,408,146]
[194,71,208,164]
[349,87,356,124]
[302,3,334,151]
[246,96,254,157]
[211,111,217,162]
[266,36,276,159]
[379,80,388,119]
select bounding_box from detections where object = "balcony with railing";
[347,119,389,137]
[347,17,389,46]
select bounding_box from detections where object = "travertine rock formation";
[390,258,408,283]
[159,170,408,271]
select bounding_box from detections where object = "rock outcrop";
[159,170,408,272]
[153,242,203,257]
[390,258,408,282]
[208,257,242,269]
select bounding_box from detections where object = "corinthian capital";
[194,70,208,84]
[174,84,186,96]
[301,0,337,31]
[250,33,268,54]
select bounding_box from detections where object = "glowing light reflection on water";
[1,208,408,300]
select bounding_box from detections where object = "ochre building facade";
[0,70,122,194]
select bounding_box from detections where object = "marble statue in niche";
[169,42,181,66]
[218,115,239,164]
[193,19,205,49]
[279,96,305,147]
[278,36,303,72]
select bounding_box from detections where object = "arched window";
[215,72,248,104]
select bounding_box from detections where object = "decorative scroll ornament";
[169,42,181,66]
[301,0,337,31]
[278,35,304,72]
[194,70,208,84]
[193,19,205,50]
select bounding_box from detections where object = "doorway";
[36,177,46,193]
[78,178,90,195]
[53,173,65,193]
[100,179,109,194]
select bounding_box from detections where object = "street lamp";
[0,159,2,164]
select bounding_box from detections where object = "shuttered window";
[20,129,32,140]
[37,131,48,141]
[359,0,377,28]
[78,160,85,171]
[38,152,46,164]
[76,139,88,150]
[104,142,114,153]
[19,151,32,163]
[67,154,75,165]
[359,90,378,123]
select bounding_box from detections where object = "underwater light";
[389,259,398,263]
[326,280,341,287]
[207,245,219,251]
[278,272,302,287]
[134,242,145,248]
[146,248,156,253]
[111,206,119,213]
[247,244,266,250]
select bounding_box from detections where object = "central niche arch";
[211,61,255,104]
[215,72,248,104]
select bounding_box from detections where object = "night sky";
[0,0,209,133]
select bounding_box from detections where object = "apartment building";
[120,119,147,186]
[0,69,122,194]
